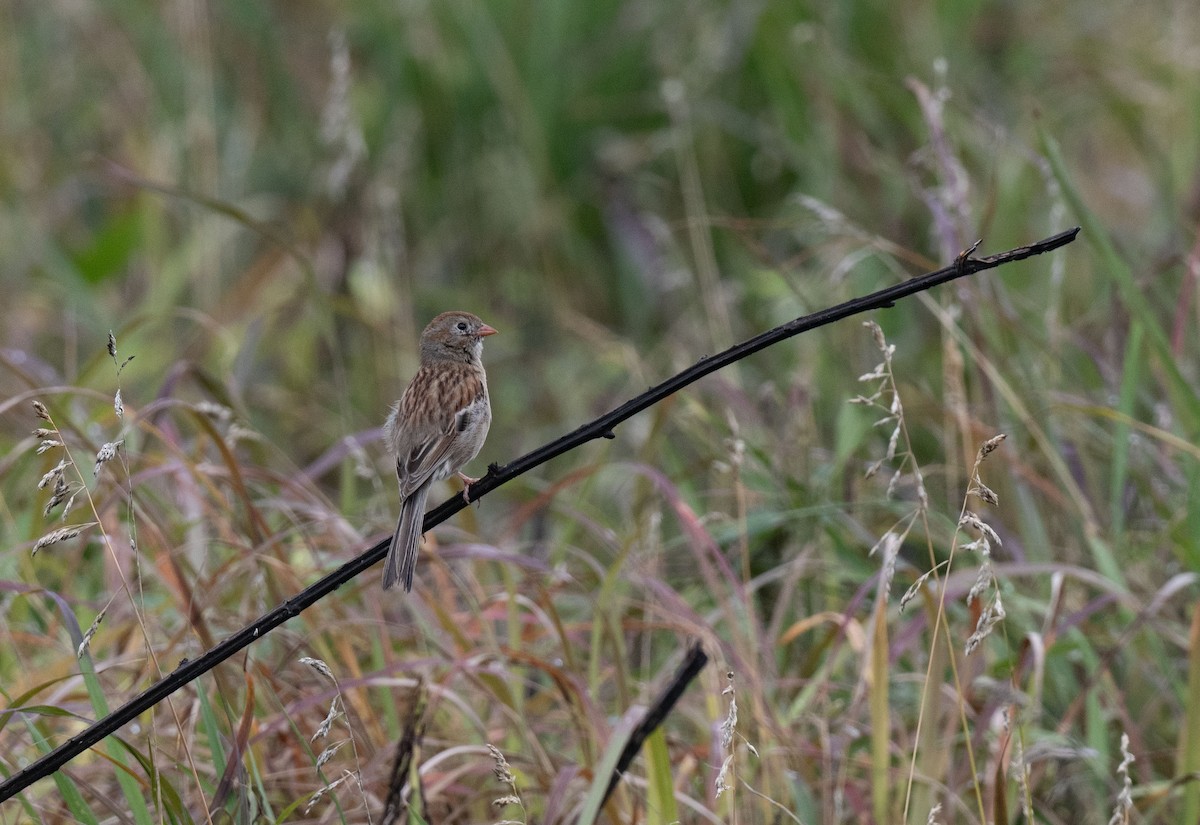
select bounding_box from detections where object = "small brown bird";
[383,311,497,591]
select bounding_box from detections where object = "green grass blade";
[1040,129,1200,435]
[576,712,637,825]
[77,651,154,825]
[22,715,100,825]
[644,727,679,825]
[1180,603,1200,823]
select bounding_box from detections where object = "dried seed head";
[971,516,1001,548]
[488,744,516,786]
[715,753,734,797]
[38,459,68,490]
[1107,732,1134,825]
[193,401,233,421]
[226,423,262,446]
[487,744,523,812]
[966,565,992,605]
[965,593,1006,654]
[303,771,354,814]
[300,656,335,680]
[900,562,945,612]
[77,605,108,658]
[32,400,51,421]
[864,320,887,351]
[36,440,62,455]
[315,739,346,768]
[719,672,739,749]
[107,331,117,358]
[94,441,122,475]
[311,697,342,741]
[62,490,79,519]
[43,476,70,516]
[33,522,95,554]
[969,481,999,505]
[978,434,1006,462]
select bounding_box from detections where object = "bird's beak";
[479,324,498,337]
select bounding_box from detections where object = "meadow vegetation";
[2,1,1198,823]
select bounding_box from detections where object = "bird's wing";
[393,366,484,499]
[395,424,457,499]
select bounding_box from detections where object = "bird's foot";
[458,472,480,503]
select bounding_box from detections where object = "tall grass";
[2,1,1198,823]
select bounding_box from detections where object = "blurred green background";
[2,0,1198,822]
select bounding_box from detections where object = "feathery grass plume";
[487,744,526,823]
[33,522,97,554]
[925,803,943,825]
[32,399,51,421]
[1107,733,1134,825]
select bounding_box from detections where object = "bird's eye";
[456,322,468,331]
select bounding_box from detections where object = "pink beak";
[479,323,498,337]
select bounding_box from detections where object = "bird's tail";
[383,486,429,591]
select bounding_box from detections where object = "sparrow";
[383,311,497,591]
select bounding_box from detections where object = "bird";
[383,311,497,591]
